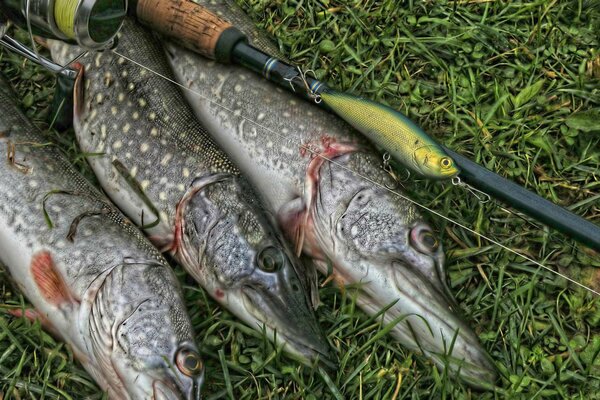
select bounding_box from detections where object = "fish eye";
[410,225,440,254]
[175,348,203,377]
[440,157,452,169]
[257,246,285,272]
[421,232,439,251]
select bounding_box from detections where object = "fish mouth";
[153,378,202,400]
[356,260,496,387]
[392,260,495,384]
[240,287,337,369]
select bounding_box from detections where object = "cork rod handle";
[133,0,246,61]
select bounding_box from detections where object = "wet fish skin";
[0,75,203,399]
[164,0,496,387]
[49,19,334,367]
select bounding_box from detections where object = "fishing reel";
[0,0,127,128]
[0,0,127,49]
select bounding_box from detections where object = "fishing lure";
[319,90,458,179]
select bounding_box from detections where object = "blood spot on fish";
[215,289,224,299]
[30,251,78,306]
[321,135,336,150]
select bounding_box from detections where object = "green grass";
[1,0,600,398]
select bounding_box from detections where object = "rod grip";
[134,0,244,61]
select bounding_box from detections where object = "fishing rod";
[1,0,599,253]
[126,0,600,253]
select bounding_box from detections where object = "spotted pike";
[163,0,496,386]
[0,74,203,398]
[49,19,334,367]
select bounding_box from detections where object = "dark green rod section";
[444,147,600,252]
[231,42,327,101]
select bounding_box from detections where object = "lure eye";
[410,224,440,254]
[176,348,203,377]
[440,157,452,169]
[257,246,285,272]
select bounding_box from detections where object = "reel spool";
[0,0,127,49]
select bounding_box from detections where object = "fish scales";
[164,0,496,387]
[50,18,334,366]
[0,74,203,399]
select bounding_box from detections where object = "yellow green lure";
[320,89,459,179]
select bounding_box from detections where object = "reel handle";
[132,0,247,62]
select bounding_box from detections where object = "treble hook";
[283,67,322,103]
[382,152,408,189]
[452,176,491,203]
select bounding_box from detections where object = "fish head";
[237,237,337,368]
[412,146,459,179]
[113,341,204,400]
[181,176,335,368]
[100,262,204,399]
[144,343,205,400]
[301,153,495,387]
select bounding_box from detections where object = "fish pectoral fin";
[72,62,86,130]
[30,250,79,306]
[299,255,321,309]
[319,268,346,296]
[7,308,63,339]
[148,233,175,253]
[278,197,307,257]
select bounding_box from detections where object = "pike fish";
[163,0,496,386]
[49,19,334,366]
[0,75,204,398]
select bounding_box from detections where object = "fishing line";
[54,0,79,39]
[110,48,600,297]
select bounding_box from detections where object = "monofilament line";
[112,49,600,297]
